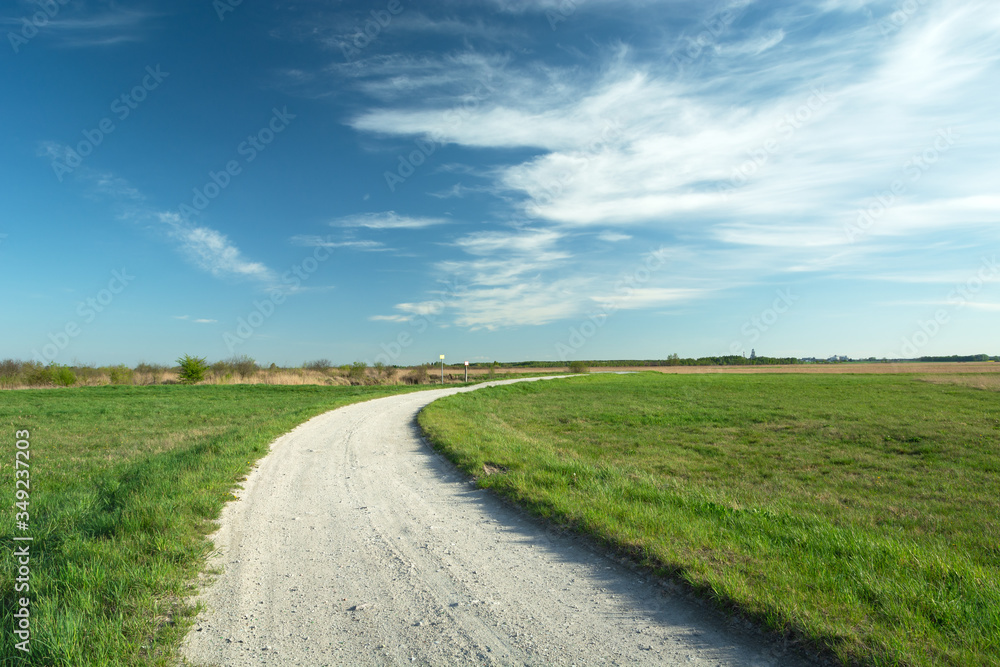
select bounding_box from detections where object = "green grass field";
[419,373,1000,666]
[0,383,436,666]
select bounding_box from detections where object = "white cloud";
[332,211,450,229]
[346,0,1000,247]
[337,0,999,332]
[370,314,413,322]
[291,235,389,251]
[453,228,565,256]
[591,287,707,310]
[3,8,158,48]
[166,220,277,282]
[597,231,632,242]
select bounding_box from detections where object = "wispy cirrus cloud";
[158,213,279,283]
[332,211,450,229]
[327,0,999,332]
[38,140,281,287]
[291,235,390,252]
[2,7,158,48]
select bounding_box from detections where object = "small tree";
[227,354,258,380]
[176,354,209,385]
[568,360,590,374]
[304,359,332,372]
[348,361,368,385]
[53,365,77,387]
[107,364,133,385]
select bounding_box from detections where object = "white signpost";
[439,354,445,384]
[464,360,469,383]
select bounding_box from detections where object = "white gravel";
[180,376,817,666]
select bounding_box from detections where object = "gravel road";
[181,377,816,666]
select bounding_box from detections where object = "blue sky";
[1,0,998,366]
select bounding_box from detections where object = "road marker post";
[464,360,469,383]
[439,354,445,385]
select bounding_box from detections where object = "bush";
[347,361,369,385]
[0,358,22,377]
[568,360,590,374]
[23,362,54,387]
[402,367,429,385]
[177,354,209,385]
[373,361,397,383]
[304,359,332,372]
[107,364,133,385]
[134,362,166,385]
[53,365,77,387]
[211,360,232,377]
[75,364,102,384]
[227,354,258,380]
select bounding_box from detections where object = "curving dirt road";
[181,377,816,666]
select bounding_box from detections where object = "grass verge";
[418,373,1000,666]
[0,383,434,666]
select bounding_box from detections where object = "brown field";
[4,362,997,390]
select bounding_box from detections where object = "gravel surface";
[181,377,817,666]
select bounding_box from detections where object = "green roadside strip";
[1,383,436,666]
[418,372,1000,666]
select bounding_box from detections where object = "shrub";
[211,360,232,377]
[75,364,103,384]
[53,365,77,387]
[176,354,209,384]
[373,362,397,383]
[304,359,332,372]
[347,361,369,385]
[0,358,22,377]
[134,362,166,385]
[227,354,258,380]
[568,360,590,374]
[107,364,133,385]
[23,362,54,387]
[402,367,429,385]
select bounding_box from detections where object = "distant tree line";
[501,355,803,368]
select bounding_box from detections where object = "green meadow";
[419,373,1000,666]
[0,383,431,666]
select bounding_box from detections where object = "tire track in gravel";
[181,376,818,666]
